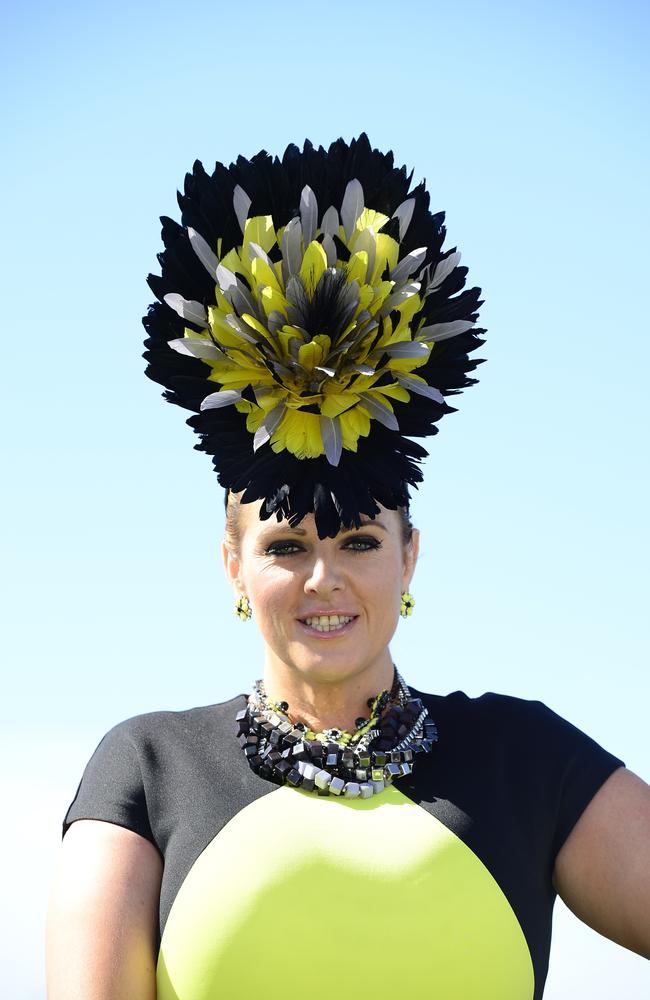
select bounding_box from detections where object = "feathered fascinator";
[143,134,485,537]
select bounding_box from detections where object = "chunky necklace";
[235,668,437,798]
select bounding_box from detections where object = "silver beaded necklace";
[235,667,438,798]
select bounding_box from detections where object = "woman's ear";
[222,540,244,594]
[402,527,420,592]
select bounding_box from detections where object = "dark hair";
[223,489,413,554]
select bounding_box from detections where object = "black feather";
[143,134,487,536]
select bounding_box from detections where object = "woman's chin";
[279,640,384,685]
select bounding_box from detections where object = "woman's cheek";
[258,590,289,636]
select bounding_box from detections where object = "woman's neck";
[261,657,396,735]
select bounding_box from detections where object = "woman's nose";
[304,555,345,595]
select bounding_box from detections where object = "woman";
[46,135,650,999]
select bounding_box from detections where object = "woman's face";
[223,502,419,686]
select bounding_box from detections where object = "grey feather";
[381,341,429,359]
[233,185,252,235]
[416,263,432,289]
[392,198,416,241]
[253,404,286,451]
[336,277,361,314]
[288,333,307,359]
[267,310,286,334]
[380,282,421,313]
[321,234,337,267]
[329,316,376,358]
[353,227,376,283]
[359,393,400,430]
[340,178,364,242]
[300,185,318,246]
[168,337,222,360]
[216,264,239,293]
[315,365,336,378]
[390,247,427,284]
[188,228,220,280]
[253,385,275,404]
[429,251,461,291]
[320,415,343,466]
[247,241,272,266]
[281,216,303,279]
[226,284,258,319]
[395,373,444,404]
[271,360,293,379]
[200,389,243,411]
[224,314,258,344]
[163,293,209,328]
[418,320,476,342]
[285,274,307,308]
[320,205,339,237]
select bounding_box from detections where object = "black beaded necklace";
[235,668,438,798]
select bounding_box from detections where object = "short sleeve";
[62,719,156,845]
[546,705,625,859]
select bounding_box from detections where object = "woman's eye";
[344,536,382,552]
[264,541,303,556]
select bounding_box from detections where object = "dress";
[62,688,624,1000]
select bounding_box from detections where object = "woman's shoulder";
[97,692,249,748]
[412,685,557,721]
[410,686,606,751]
[411,686,623,772]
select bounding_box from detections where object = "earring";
[235,595,252,621]
[400,592,415,618]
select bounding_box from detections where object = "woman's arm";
[46,819,163,999]
[553,767,650,959]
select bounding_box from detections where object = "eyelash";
[264,537,382,556]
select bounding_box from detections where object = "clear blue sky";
[1,1,648,995]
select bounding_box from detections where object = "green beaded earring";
[235,595,252,621]
[400,592,416,618]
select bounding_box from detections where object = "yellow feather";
[208,367,275,389]
[368,280,394,315]
[244,405,267,433]
[278,327,304,359]
[341,373,376,393]
[251,256,282,294]
[272,410,324,459]
[241,313,277,347]
[207,306,250,349]
[215,288,233,313]
[355,207,389,234]
[220,247,243,274]
[372,234,399,283]
[299,241,328,298]
[298,341,322,371]
[388,353,432,373]
[357,284,375,313]
[183,327,213,342]
[243,215,277,254]
[260,286,289,319]
[340,405,371,449]
[320,392,361,418]
[392,292,424,333]
[374,383,410,403]
[346,251,368,287]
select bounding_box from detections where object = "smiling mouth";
[299,614,356,633]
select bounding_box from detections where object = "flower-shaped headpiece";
[143,134,485,537]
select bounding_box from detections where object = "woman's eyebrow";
[258,520,387,542]
[258,526,308,539]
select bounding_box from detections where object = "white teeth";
[303,614,353,632]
